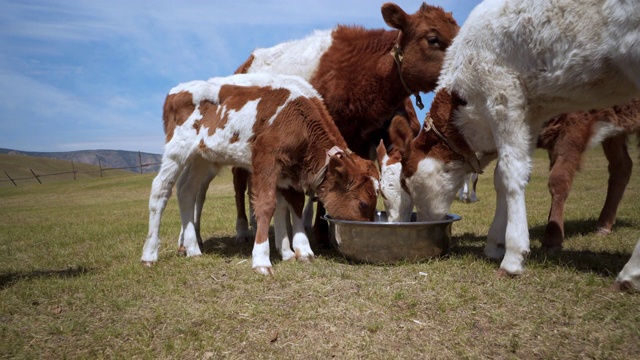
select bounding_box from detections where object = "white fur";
[246,29,333,80]
[409,157,468,222]
[401,0,640,276]
[142,74,317,274]
[587,122,625,149]
[379,155,413,222]
[616,240,640,291]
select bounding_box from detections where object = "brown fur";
[390,90,472,179]
[537,98,640,248]
[230,2,458,244]
[163,92,195,142]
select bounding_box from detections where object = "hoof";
[495,268,518,278]
[141,261,154,267]
[294,248,314,263]
[253,266,274,276]
[594,227,611,236]
[542,245,562,255]
[236,235,252,244]
[609,280,635,293]
[281,251,296,262]
[177,246,187,257]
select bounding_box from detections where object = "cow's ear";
[381,3,409,31]
[389,115,413,162]
[328,153,349,185]
[376,139,387,169]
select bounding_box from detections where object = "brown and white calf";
[226,2,458,243]
[141,74,379,275]
[387,0,640,290]
[537,98,640,249]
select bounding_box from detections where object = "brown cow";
[230,2,458,244]
[141,74,379,275]
[537,98,640,249]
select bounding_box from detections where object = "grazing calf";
[141,74,379,275]
[227,2,458,243]
[537,98,640,249]
[387,0,640,289]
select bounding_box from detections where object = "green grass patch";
[1,148,639,358]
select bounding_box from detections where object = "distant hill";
[0,148,162,173]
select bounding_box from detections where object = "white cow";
[386,0,640,290]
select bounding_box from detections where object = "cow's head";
[381,2,459,94]
[317,150,380,222]
[376,139,413,223]
[388,90,476,222]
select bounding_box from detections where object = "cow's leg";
[233,167,253,242]
[457,175,471,202]
[469,173,479,203]
[596,135,631,235]
[542,151,581,249]
[302,195,315,233]
[193,163,217,248]
[250,163,281,275]
[141,154,186,265]
[612,239,640,292]
[176,155,218,257]
[485,164,507,260]
[486,96,532,275]
[281,188,315,262]
[313,202,331,249]
[176,158,215,254]
[274,190,296,261]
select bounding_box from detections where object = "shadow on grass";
[0,265,93,290]
[449,219,637,277]
[200,225,345,264]
[201,236,252,258]
[198,219,635,277]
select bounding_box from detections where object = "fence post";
[71,160,77,180]
[30,169,42,184]
[4,171,17,186]
[96,155,103,177]
[138,151,143,174]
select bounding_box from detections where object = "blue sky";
[0,0,479,154]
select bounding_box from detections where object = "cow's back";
[236,29,333,80]
[440,0,640,123]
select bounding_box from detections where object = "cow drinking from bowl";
[141,74,379,275]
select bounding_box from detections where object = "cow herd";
[141,0,640,292]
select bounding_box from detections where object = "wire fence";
[1,152,162,186]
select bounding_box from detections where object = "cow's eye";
[426,36,439,45]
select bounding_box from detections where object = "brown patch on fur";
[163,91,195,143]
[197,100,224,137]
[234,54,255,74]
[390,89,474,178]
[229,132,240,143]
[198,139,207,152]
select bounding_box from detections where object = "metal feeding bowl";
[323,211,461,264]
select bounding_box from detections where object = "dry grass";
[1,149,640,359]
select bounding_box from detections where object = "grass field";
[1,148,639,359]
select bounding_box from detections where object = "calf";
[537,98,640,249]
[141,74,379,275]
[387,0,640,290]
